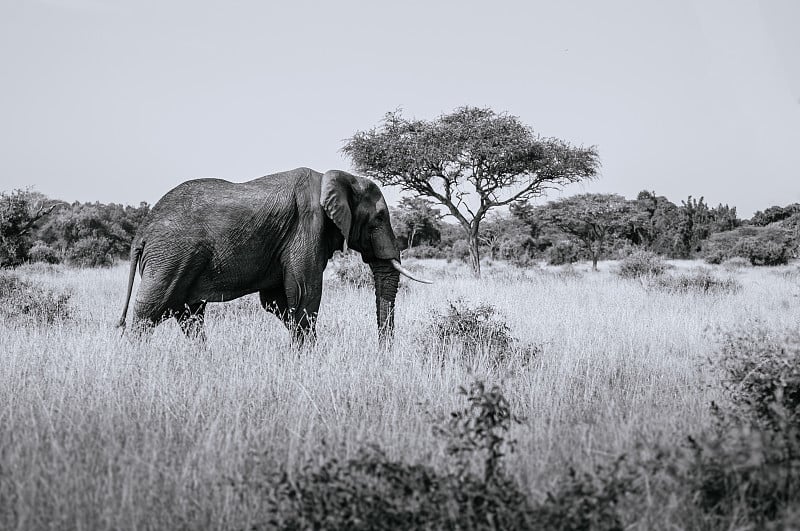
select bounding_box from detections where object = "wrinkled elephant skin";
[118,167,420,344]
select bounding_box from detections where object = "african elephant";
[117,167,429,343]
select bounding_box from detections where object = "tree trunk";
[467,229,481,278]
[591,254,598,271]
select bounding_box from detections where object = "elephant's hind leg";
[176,302,207,341]
[132,249,209,336]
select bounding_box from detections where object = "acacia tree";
[342,107,599,277]
[538,193,630,271]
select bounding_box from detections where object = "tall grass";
[1,259,799,528]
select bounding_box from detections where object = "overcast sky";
[1,0,798,217]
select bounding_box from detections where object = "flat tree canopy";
[538,193,631,271]
[342,106,599,276]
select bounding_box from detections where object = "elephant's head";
[320,170,430,342]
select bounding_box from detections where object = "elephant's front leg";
[282,271,323,346]
[260,282,318,346]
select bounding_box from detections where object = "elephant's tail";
[117,244,142,329]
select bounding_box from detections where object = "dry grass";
[1,258,799,529]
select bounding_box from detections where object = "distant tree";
[390,197,443,250]
[479,214,536,265]
[674,196,740,258]
[537,193,630,270]
[633,191,683,256]
[704,225,794,266]
[674,196,711,257]
[37,201,149,260]
[342,106,599,277]
[0,190,61,267]
[750,204,800,227]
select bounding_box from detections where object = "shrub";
[546,241,579,266]
[738,238,790,266]
[534,458,638,531]
[0,271,71,323]
[434,381,523,482]
[675,421,800,527]
[66,236,113,267]
[27,240,61,264]
[427,299,539,368]
[647,327,800,528]
[238,380,537,530]
[327,250,373,288]
[704,226,793,266]
[714,328,800,430]
[618,250,666,279]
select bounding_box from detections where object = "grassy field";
[1,258,799,529]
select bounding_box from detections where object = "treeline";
[391,192,800,268]
[1,188,798,269]
[0,189,149,267]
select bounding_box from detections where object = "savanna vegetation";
[2,106,799,528]
[1,257,799,529]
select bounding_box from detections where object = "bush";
[427,299,538,368]
[534,458,638,531]
[618,250,667,279]
[66,236,113,267]
[648,328,800,528]
[714,328,800,430]
[327,250,373,288]
[704,226,793,266]
[238,380,537,530]
[27,240,61,264]
[0,271,71,323]
[546,241,579,266]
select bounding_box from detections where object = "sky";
[1,0,798,218]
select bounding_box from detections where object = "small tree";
[343,107,599,277]
[390,196,443,250]
[538,193,629,271]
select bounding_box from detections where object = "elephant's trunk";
[369,261,400,344]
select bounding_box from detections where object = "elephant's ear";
[320,170,352,245]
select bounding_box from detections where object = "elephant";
[117,167,430,343]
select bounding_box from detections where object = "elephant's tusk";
[390,259,433,284]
